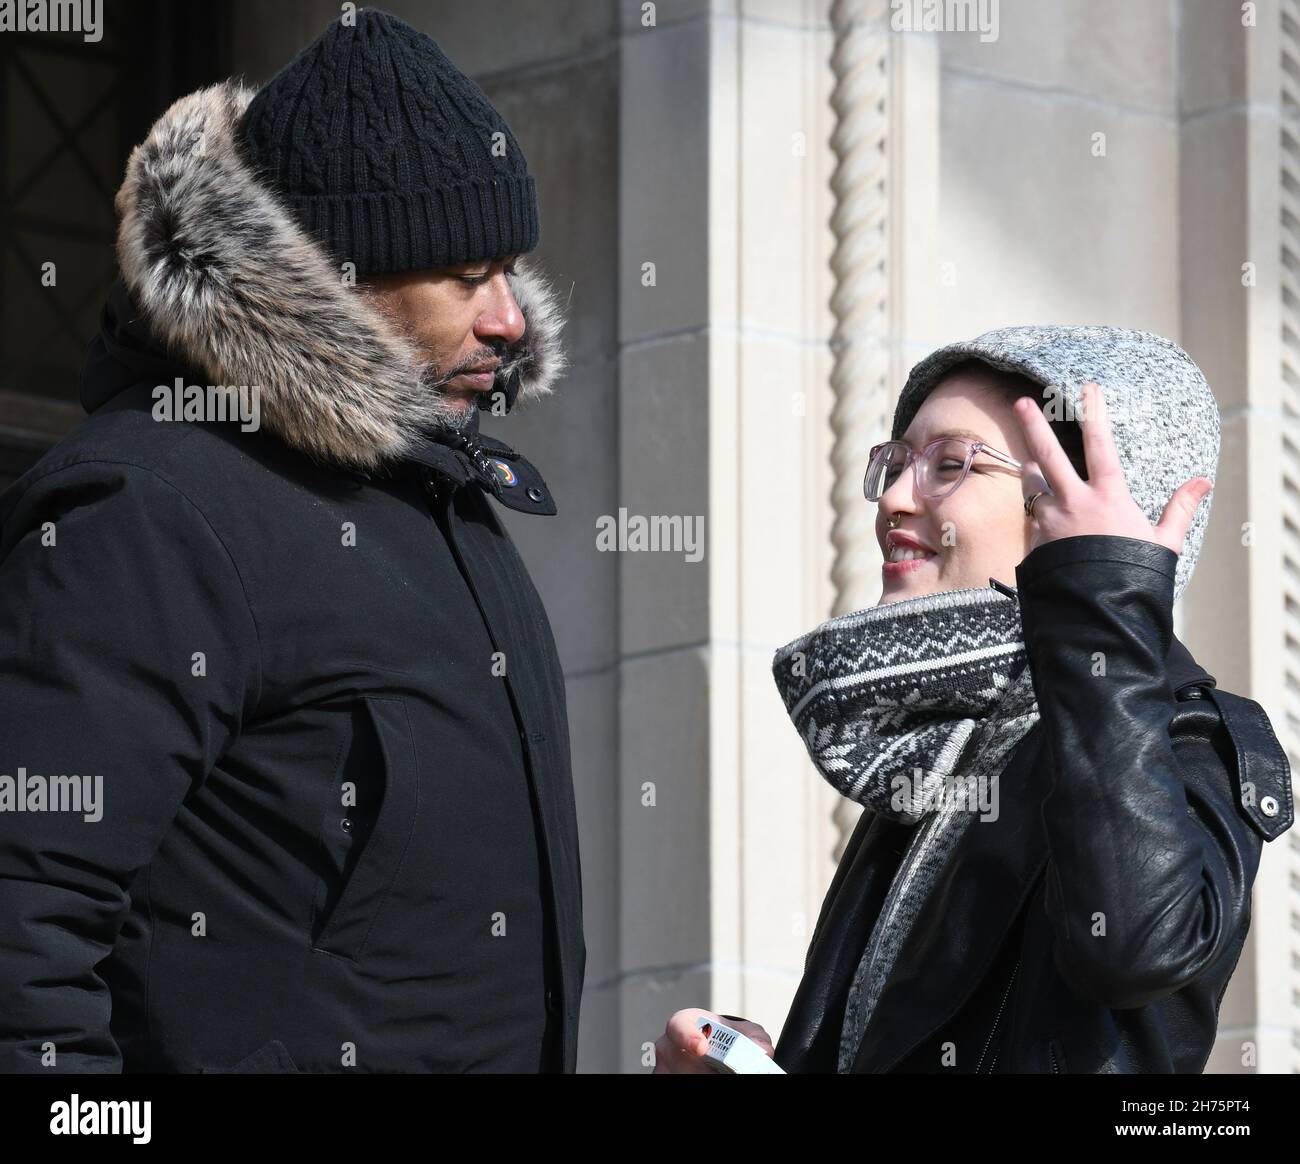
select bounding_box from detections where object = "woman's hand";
[653,1008,776,1073]
[1011,380,1213,556]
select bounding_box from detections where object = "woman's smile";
[882,529,940,577]
[882,551,938,577]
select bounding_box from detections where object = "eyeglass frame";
[863,436,1024,502]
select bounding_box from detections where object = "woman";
[656,325,1293,1074]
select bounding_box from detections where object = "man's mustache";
[430,342,527,394]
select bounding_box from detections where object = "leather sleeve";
[1013,534,1265,1011]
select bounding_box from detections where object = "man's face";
[358,257,526,415]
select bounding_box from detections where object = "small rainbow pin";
[491,459,518,487]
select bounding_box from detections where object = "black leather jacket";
[773,534,1293,1073]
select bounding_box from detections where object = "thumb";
[1156,477,1212,549]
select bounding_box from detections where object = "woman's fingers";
[652,1034,712,1073]
[1019,459,1052,502]
[653,1008,718,1074]
[666,1007,713,1050]
[1077,380,1126,484]
[1155,476,1214,553]
[1012,394,1078,499]
[653,1008,777,1072]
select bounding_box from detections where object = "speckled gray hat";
[891,325,1220,602]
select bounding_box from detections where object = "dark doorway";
[0,0,232,489]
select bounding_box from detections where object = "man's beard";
[358,287,490,433]
[418,355,482,431]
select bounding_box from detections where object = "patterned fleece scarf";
[771,584,1041,1072]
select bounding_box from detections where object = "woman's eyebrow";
[901,428,989,447]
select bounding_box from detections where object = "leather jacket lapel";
[775,807,913,1073]
[850,723,1052,1072]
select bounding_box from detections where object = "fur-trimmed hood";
[110,79,566,473]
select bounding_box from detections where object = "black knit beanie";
[237,7,539,277]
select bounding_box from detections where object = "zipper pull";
[989,577,1018,599]
[456,432,506,498]
[452,430,487,472]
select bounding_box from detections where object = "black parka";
[774,534,1293,1073]
[0,80,584,1074]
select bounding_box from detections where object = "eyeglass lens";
[864,439,974,501]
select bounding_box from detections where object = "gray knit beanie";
[891,325,1221,602]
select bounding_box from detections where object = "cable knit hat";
[238,7,538,276]
[890,325,1221,602]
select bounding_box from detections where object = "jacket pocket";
[199,1039,300,1074]
[310,696,420,961]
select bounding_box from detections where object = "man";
[0,8,583,1073]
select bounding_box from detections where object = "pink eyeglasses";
[864,437,1024,501]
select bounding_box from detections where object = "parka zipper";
[975,956,1020,1073]
[420,473,571,1053]
[452,430,506,498]
[1049,1040,1060,1074]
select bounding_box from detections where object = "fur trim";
[114,79,567,472]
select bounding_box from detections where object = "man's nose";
[475,277,525,345]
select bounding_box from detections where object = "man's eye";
[458,272,491,286]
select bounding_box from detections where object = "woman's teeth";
[888,546,936,562]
